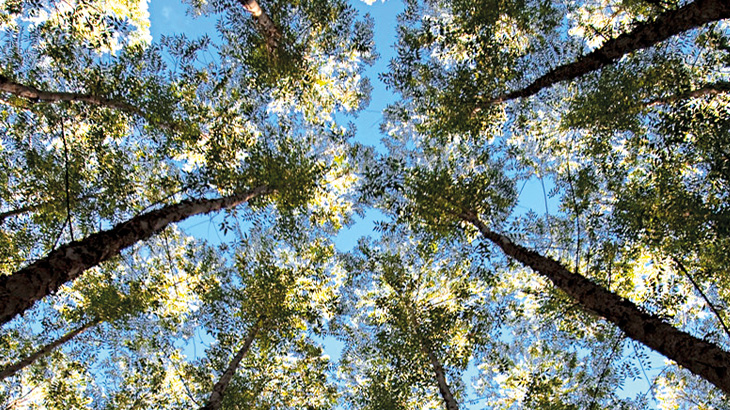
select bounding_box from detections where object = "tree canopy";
[0,0,729,408]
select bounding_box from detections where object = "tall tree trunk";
[238,0,281,53]
[0,75,142,115]
[406,306,460,410]
[200,318,264,410]
[422,339,460,410]
[0,319,99,381]
[461,211,730,395]
[482,0,730,105]
[0,186,271,325]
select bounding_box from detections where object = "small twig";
[60,119,74,241]
[672,256,730,340]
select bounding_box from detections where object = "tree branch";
[0,318,100,381]
[480,0,730,106]
[0,75,143,116]
[672,256,730,341]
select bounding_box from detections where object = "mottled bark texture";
[0,186,270,325]
[462,211,730,395]
[483,0,730,105]
[0,319,99,381]
[0,75,142,115]
[238,0,281,52]
[200,318,263,410]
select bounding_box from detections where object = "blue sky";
[146,0,664,406]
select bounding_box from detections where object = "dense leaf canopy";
[0,0,729,408]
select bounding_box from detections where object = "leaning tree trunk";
[238,0,281,53]
[422,339,460,410]
[482,0,730,106]
[0,186,270,325]
[0,75,142,115]
[200,318,264,410]
[461,211,730,395]
[0,319,100,381]
[407,306,460,410]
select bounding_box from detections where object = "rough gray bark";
[238,0,281,52]
[482,0,730,105]
[0,319,99,381]
[0,75,142,115]
[200,318,263,410]
[0,186,270,325]
[461,211,730,395]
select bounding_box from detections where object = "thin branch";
[672,256,730,340]
[0,318,100,381]
[647,80,730,106]
[60,119,74,241]
[199,316,265,410]
[0,75,143,115]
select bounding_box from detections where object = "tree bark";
[422,339,460,410]
[0,75,143,115]
[238,0,281,53]
[647,80,730,106]
[482,0,730,105]
[200,317,264,410]
[406,306,460,410]
[0,319,99,381]
[461,211,730,395]
[0,186,271,326]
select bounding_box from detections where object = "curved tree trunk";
[0,186,271,326]
[483,0,730,105]
[238,0,281,52]
[462,211,730,395]
[0,75,142,115]
[200,317,264,410]
[0,319,100,381]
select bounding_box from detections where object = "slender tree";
[0,186,270,325]
[200,317,264,410]
[0,319,100,381]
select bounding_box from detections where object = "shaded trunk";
[407,306,460,410]
[238,0,281,52]
[647,80,730,106]
[462,211,730,395]
[0,319,99,381]
[200,318,264,410]
[0,75,142,115]
[483,0,730,105]
[422,339,460,410]
[0,186,270,325]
